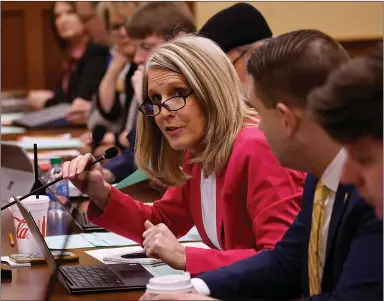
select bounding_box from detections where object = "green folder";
[113,169,149,190]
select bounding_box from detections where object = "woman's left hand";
[143,220,186,270]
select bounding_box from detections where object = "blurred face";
[226,41,263,89]
[75,2,110,46]
[54,2,85,41]
[247,76,299,168]
[132,35,166,65]
[146,68,207,151]
[109,8,135,57]
[341,136,383,219]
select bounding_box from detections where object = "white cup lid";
[9,195,50,204]
[146,273,193,293]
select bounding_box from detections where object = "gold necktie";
[308,180,331,296]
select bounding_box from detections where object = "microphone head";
[104,147,118,160]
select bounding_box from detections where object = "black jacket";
[45,42,109,107]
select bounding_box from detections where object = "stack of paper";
[85,242,209,277]
[16,134,84,150]
[1,113,25,125]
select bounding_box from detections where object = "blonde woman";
[62,35,305,275]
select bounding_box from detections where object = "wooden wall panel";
[1,11,27,90]
[42,8,63,90]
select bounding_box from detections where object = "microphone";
[1,147,118,211]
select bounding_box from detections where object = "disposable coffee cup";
[146,272,193,296]
[9,195,50,254]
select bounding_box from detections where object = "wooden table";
[1,182,162,300]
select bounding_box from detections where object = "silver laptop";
[1,142,34,202]
[13,195,152,294]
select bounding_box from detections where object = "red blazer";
[88,127,305,275]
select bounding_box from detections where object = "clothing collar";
[321,148,347,192]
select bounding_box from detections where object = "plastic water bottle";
[46,157,69,207]
[45,158,68,235]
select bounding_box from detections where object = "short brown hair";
[308,43,383,143]
[246,29,350,109]
[126,2,196,40]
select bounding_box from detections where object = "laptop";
[12,103,71,129]
[13,195,153,294]
[1,142,35,202]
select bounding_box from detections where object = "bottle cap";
[50,157,62,165]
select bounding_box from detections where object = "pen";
[9,233,14,247]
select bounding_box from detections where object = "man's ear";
[276,102,300,138]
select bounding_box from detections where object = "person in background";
[27,1,109,125]
[199,3,272,88]
[144,30,383,301]
[75,1,110,46]
[98,2,196,184]
[62,35,305,275]
[81,2,141,153]
[308,44,383,219]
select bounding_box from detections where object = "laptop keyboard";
[60,265,126,289]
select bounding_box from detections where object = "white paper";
[85,242,210,265]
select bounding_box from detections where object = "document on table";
[113,169,149,190]
[1,126,26,135]
[85,242,209,277]
[45,232,139,249]
[1,113,25,125]
[16,137,84,150]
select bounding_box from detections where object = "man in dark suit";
[308,44,383,220]
[142,30,383,301]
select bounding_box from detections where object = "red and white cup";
[9,195,50,254]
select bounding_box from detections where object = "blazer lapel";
[325,184,354,259]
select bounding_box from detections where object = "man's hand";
[142,220,186,270]
[66,98,91,124]
[140,292,218,300]
[109,52,129,73]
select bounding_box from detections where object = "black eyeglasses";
[139,91,194,117]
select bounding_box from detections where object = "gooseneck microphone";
[1,147,118,211]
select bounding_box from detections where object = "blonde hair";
[135,35,258,186]
[96,2,141,31]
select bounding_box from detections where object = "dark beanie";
[199,3,272,53]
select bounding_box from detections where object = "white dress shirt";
[200,170,221,250]
[191,149,347,296]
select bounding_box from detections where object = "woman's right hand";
[62,153,111,211]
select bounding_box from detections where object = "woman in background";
[82,2,141,155]
[27,1,108,125]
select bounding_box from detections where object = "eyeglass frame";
[139,90,194,117]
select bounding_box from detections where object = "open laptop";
[13,195,153,294]
[1,142,35,202]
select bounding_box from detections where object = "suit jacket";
[103,128,137,183]
[198,174,383,300]
[88,127,305,275]
[45,42,109,107]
